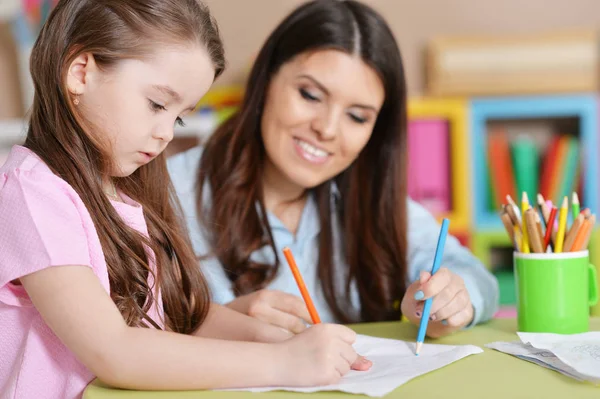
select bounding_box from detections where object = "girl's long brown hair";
[198,0,408,323]
[25,0,225,333]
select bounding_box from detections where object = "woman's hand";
[401,267,474,338]
[226,289,313,334]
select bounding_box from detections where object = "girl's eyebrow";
[153,85,182,103]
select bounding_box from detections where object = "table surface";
[84,318,600,399]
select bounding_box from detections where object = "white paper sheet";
[485,341,598,383]
[486,331,600,385]
[224,334,483,397]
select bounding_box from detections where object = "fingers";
[418,267,452,299]
[335,341,357,377]
[419,271,431,285]
[412,270,472,323]
[427,277,463,318]
[432,289,471,322]
[273,291,313,324]
[445,304,474,328]
[350,355,373,371]
[339,341,358,366]
[334,359,351,379]
[317,323,357,344]
[249,302,308,334]
[247,290,312,333]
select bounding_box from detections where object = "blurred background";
[1,0,600,315]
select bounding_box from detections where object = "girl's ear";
[66,52,99,98]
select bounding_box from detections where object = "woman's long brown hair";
[198,0,408,323]
[25,0,225,333]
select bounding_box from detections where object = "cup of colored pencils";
[500,192,599,333]
[500,192,595,254]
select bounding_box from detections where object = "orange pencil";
[572,215,596,252]
[500,211,518,250]
[563,213,584,252]
[580,215,597,250]
[283,247,321,324]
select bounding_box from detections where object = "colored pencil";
[543,206,557,252]
[521,193,531,253]
[283,247,321,324]
[563,214,584,252]
[415,219,450,356]
[554,197,569,253]
[572,192,580,222]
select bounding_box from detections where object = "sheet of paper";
[518,332,600,380]
[486,341,598,384]
[223,334,483,397]
[486,331,600,385]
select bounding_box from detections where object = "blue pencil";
[415,218,450,356]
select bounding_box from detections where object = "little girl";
[0,1,369,398]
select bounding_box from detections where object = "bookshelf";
[407,98,471,234]
[463,93,600,316]
[471,94,599,231]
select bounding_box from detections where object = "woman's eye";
[299,88,320,102]
[349,113,368,124]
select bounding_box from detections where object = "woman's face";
[261,49,384,190]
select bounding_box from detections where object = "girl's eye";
[148,100,166,113]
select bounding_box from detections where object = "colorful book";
[407,119,451,215]
[555,137,579,204]
[542,135,570,203]
[539,135,561,200]
[486,158,497,211]
[511,138,539,204]
[487,131,516,208]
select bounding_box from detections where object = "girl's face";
[261,49,384,191]
[66,45,214,177]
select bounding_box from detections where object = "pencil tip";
[573,192,579,203]
[415,342,422,355]
[506,194,516,206]
[522,192,529,202]
[537,193,545,205]
[562,197,568,207]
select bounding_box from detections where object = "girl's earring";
[73,96,80,106]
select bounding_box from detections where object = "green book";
[486,158,497,212]
[511,138,539,203]
[555,137,579,205]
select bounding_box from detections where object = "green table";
[84,318,600,399]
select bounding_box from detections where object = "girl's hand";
[276,324,372,387]
[401,267,474,338]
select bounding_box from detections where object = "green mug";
[514,250,599,333]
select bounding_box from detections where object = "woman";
[168,0,498,338]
